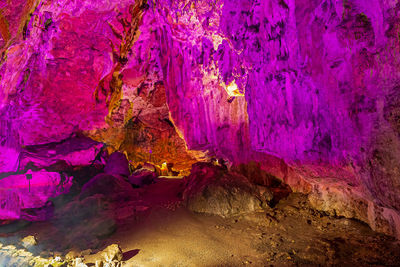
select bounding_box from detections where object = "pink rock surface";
[158,0,400,218]
[0,171,72,220]
[18,136,104,170]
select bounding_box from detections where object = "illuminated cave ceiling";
[0,0,400,237]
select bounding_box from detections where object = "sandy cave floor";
[1,178,400,266]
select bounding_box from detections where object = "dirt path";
[105,194,400,266]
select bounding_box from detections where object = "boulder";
[21,235,37,249]
[100,244,123,263]
[65,249,81,261]
[55,195,108,227]
[71,164,105,187]
[141,163,154,172]
[18,136,104,170]
[183,162,263,217]
[74,258,88,267]
[79,173,135,201]
[88,217,116,239]
[104,152,130,177]
[54,195,117,246]
[128,168,157,187]
[91,244,123,267]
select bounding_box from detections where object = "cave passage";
[1,0,400,266]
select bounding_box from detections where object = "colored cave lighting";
[160,162,168,174]
[211,34,223,51]
[222,80,244,97]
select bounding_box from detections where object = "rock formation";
[0,0,400,240]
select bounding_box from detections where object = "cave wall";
[157,0,400,214]
[156,0,400,237]
[1,0,400,235]
[0,0,196,172]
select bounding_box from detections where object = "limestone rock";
[20,235,37,249]
[183,162,262,217]
[65,249,81,261]
[257,186,274,206]
[128,168,157,187]
[104,152,131,177]
[81,249,92,256]
[54,194,115,240]
[74,258,88,267]
[0,171,72,220]
[79,173,136,202]
[18,136,104,171]
[100,244,123,263]
[284,168,400,240]
[55,196,107,227]
[88,217,117,239]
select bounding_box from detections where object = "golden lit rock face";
[87,82,196,174]
[0,13,10,45]
[222,80,244,97]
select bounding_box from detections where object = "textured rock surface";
[99,244,123,263]
[154,0,400,237]
[0,170,72,220]
[158,0,400,212]
[104,152,130,177]
[79,173,136,202]
[183,162,262,217]
[19,135,104,170]
[128,168,157,187]
[287,170,400,239]
[1,0,400,238]
[20,235,37,249]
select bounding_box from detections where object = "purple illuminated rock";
[0,171,72,220]
[104,152,130,177]
[0,147,20,173]
[156,0,400,237]
[19,136,104,170]
[79,173,135,202]
[128,168,157,187]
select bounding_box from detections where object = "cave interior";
[0,0,400,266]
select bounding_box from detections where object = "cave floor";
[1,178,400,266]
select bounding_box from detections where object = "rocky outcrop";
[99,244,123,265]
[19,136,104,170]
[183,162,262,217]
[281,164,400,239]
[104,152,130,177]
[0,243,67,267]
[54,195,117,242]
[128,168,157,187]
[79,173,136,202]
[0,170,72,220]
[0,0,196,174]
[156,0,400,238]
